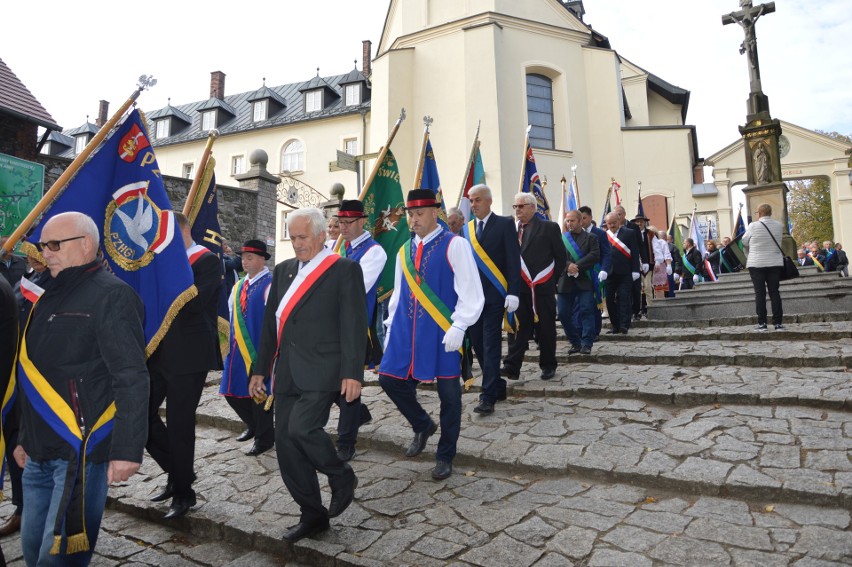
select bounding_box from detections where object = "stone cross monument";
[722,0,796,257]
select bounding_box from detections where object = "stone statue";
[722,1,775,94]
[752,142,771,184]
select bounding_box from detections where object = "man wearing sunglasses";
[14,211,149,566]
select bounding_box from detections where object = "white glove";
[693,274,700,284]
[666,265,672,276]
[641,263,649,274]
[598,270,608,282]
[632,272,640,281]
[443,326,465,352]
[673,273,680,283]
[504,294,519,314]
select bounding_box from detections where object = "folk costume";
[379,190,484,477]
[220,240,274,452]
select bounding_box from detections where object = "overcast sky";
[3,0,850,160]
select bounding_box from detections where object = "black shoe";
[618,329,628,335]
[431,460,453,480]
[282,519,330,542]
[247,441,274,456]
[567,344,581,355]
[633,313,642,321]
[235,428,255,442]
[540,368,556,380]
[359,406,373,426]
[473,400,495,415]
[405,420,438,457]
[500,366,520,380]
[497,391,507,402]
[328,466,358,518]
[150,481,174,503]
[164,495,196,520]
[606,328,620,335]
[336,445,356,462]
[580,346,592,355]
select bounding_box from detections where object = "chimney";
[96,100,109,128]
[210,71,226,100]
[362,40,372,77]
[693,164,705,184]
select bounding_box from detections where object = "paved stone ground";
[5,319,851,565]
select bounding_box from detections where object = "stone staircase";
[103,315,852,566]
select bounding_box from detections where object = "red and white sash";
[187,243,211,265]
[607,230,632,260]
[520,258,555,322]
[20,277,45,304]
[274,252,340,341]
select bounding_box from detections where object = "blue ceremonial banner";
[417,136,449,228]
[565,176,578,213]
[186,158,230,355]
[521,140,550,220]
[26,108,195,357]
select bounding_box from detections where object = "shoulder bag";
[759,222,799,281]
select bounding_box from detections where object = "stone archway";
[706,120,851,244]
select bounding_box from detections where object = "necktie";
[476,220,484,240]
[239,279,248,314]
[518,223,526,245]
[300,261,308,270]
[414,241,423,284]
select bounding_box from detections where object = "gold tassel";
[463,377,475,392]
[65,533,90,554]
[49,535,62,555]
[145,285,199,358]
[264,394,274,412]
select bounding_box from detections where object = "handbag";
[759,222,799,281]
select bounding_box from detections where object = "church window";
[526,74,555,149]
[281,139,305,172]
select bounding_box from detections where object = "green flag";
[363,149,409,301]
[669,216,684,257]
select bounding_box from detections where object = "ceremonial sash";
[467,219,507,296]
[562,232,603,305]
[520,258,555,322]
[607,230,631,259]
[20,277,45,304]
[399,243,462,353]
[0,334,18,499]
[275,255,341,342]
[187,243,209,265]
[17,334,115,555]
[681,252,697,276]
[232,277,256,373]
[810,253,824,271]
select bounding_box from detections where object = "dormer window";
[155,119,170,139]
[345,84,361,106]
[253,100,268,122]
[201,110,217,131]
[75,135,87,154]
[305,90,323,113]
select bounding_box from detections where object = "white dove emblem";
[114,196,154,250]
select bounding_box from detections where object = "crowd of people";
[1,189,849,561]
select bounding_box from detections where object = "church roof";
[0,57,60,130]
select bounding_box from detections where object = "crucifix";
[722,0,775,117]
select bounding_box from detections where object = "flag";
[600,185,613,226]
[733,206,746,240]
[612,179,621,206]
[185,157,230,356]
[669,216,684,257]
[636,184,645,221]
[564,175,578,213]
[362,149,409,301]
[521,139,550,220]
[416,135,449,228]
[25,109,196,357]
[458,140,485,232]
[688,210,707,258]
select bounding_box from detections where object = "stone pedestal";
[235,149,280,265]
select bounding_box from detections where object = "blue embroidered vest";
[220,271,271,397]
[346,236,381,323]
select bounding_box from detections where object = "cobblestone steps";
[105,422,852,567]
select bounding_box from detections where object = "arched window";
[281,139,305,172]
[526,73,554,149]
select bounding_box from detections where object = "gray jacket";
[742,216,784,268]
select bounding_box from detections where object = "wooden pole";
[455,121,481,207]
[413,116,433,190]
[182,129,219,218]
[518,126,531,194]
[2,78,156,254]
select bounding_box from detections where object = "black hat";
[334,200,367,218]
[404,189,441,209]
[240,239,270,260]
[632,213,650,222]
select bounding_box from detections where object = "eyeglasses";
[36,236,85,252]
[512,204,531,209]
[338,218,360,226]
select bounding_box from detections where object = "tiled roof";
[0,57,60,130]
[145,71,370,147]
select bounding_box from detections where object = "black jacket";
[604,226,641,276]
[468,213,521,305]
[519,216,567,294]
[557,230,600,292]
[18,262,149,464]
[0,254,27,287]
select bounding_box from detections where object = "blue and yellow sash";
[18,334,115,555]
[467,220,517,331]
[399,242,463,353]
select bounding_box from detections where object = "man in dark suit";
[502,192,567,381]
[466,184,520,414]
[796,249,813,267]
[147,212,223,520]
[0,275,16,564]
[680,238,704,289]
[579,206,611,339]
[615,206,650,320]
[251,207,366,543]
[558,210,600,355]
[602,212,641,334]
